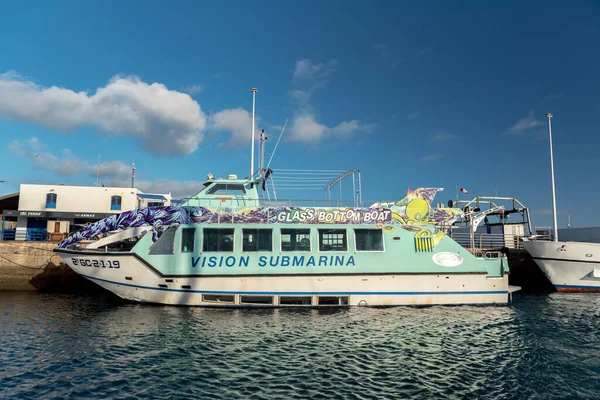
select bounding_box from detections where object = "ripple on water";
[1,291,600,399]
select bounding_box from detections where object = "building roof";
[137,193,167,201]
[0,192,19,201]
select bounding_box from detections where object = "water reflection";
[1,292,600,399]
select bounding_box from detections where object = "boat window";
[318,296,349,306]
[240,295,273,305]
[279,296,312,306]
[206,183,246,196]
[148,202,163,207]
[281,229,311,251]
[181,228,195,252]
[203,228,234,252]
[110,195,122,211]
[242,229,272,252]
[203,294,235,303]
[149,226,177,255]
[355,229,384,251]
[318,229,347,251]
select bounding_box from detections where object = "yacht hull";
[56,250,512,306]
[523,240,600,292]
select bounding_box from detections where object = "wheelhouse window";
[242,229,272,252]
[206,183,246,196]
[45,193,57,209]
[110,195,122,211]
[203,228,234,252]
[281,229,311,251]
[181,228,196,252]
[318,229,347,251]
[149,226,177,255]
[355,229,384,251]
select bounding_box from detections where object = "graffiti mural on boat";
[58,188,463,249]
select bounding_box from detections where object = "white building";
[2,184,171,241]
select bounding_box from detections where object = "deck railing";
[0,229,50,241]
[180,198,402,209]
[447,232,551,251]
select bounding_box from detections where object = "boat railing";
[448,231,552,252]
[448,232,523,250]
[179,198,404,208]
[260,199,402,208]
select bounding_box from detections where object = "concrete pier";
[0,242,99,292]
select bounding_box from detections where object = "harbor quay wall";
[0,242,95,292]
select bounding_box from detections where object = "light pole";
[546,113,558,242]
[250,88,258,178]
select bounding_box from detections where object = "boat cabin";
[180,175,261,209]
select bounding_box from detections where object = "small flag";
[407,187,413,195]
[460,187,469,194]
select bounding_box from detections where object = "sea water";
[1,291,600,399]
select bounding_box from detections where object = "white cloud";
[26,137,46,151]
[0,72,207,156]
[287,114,371,142]
[407,110,420,119]
[103,177,205,199]
[507,112,545,135]
[183,84,204,95]
[9,138,128,178]
[290,59,337,103]
[209,108,260,148]
[429,132,456,141]
[288,89,311,103]
[292,59,337,82]
[288,114,328,141]
[420,154,441,162]
[373,44,402,69]
[7,138,205,198]
[330,120,363,138]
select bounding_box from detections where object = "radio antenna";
[266,118,288,170]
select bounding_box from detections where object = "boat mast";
[250,88,258,178]
[546,113,558,242]
[259,129,267,173]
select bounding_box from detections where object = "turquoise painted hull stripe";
[81,274,508,296]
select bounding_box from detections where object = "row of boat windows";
[154,227,384,254]
[201,294,349,306]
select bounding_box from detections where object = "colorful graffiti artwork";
[381,188,463,247]
[57,188,464,249]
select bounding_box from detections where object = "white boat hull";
[523,240,600,292]
[59,251,513,306]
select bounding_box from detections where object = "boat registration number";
[71,258,120,268]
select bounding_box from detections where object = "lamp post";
[250,88,258,178]
[546,113,558,242]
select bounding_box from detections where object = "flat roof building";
[1,184,171,241]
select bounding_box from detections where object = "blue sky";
[0,1,599,228]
